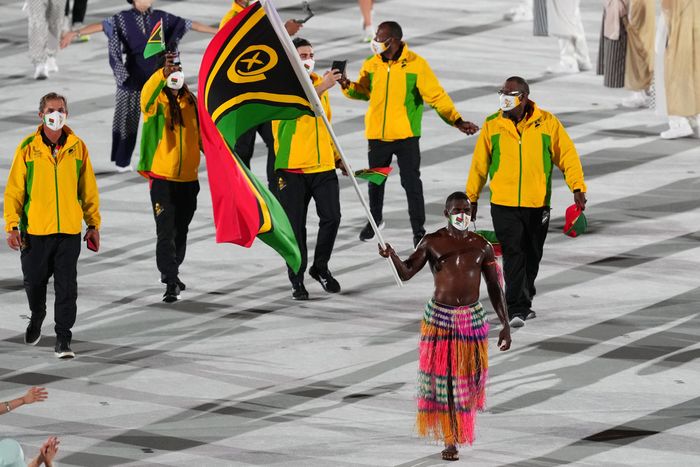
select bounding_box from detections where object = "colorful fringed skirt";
[416,299,489,446]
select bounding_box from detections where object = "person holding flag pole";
[196,0,403,287]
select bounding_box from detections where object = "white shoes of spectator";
[504,4,533,22]
[362,24,373,43]
[116,164,133,173]
[46,57,58,73]
[660,116,694,140]
[621,91,651,109]
[33,63,48,80]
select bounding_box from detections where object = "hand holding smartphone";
[331,60,347,78]
[84,229,99,252]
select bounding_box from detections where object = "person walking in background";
[358,0,374,41]
[4,92,101,359]
[273,38,344,300]
[25,0,67,80]
[620,0,656,108]
[339,21,478,247]
[60,0,217,172]
[137,53,201,303]
[466,77,587,328]
[545,0,592,73]
[659,0,699,139]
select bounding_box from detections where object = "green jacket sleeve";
[342,60,371,101]
[141,69,167,116]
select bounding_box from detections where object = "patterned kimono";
[102,8,191,168]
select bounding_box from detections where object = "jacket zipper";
[177,124,183,177]
[517,137,522,207]
[381,65,391,139]
[54,162,61,232]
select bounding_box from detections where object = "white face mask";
[167,71,185,90]
[43,111,66,131]
[499,93,521,112]
[301,58,315,74]
[449,213,469,231]
[370,39,389,55]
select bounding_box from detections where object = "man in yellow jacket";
[4,92,101,359]
[273,38,345,300]
[138,53,201,303]
[340,21,478,247]
[466,77,587,327]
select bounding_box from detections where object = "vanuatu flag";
[354,167,392,185]
[198,1,315,272]
[143,19,165,58]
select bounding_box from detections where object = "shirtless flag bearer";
[379,191,511,461]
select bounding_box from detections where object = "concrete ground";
[1,0,699,465]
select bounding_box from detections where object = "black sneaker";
[309,266,341,293]
[292,283,309,300]
[359,220,385,242]
[24,320,42,346]
[413,231,426,247]
[526,310,537,320]
[160,274,186,291]
[54,339,75,359]
[163,283,181,303]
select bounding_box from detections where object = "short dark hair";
[380,21,403,40]
[39,92,68,114]
[505,76,530,95]
[293,37,312,49]
[445,191,470,208]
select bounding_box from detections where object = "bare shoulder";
[468,231,493,251]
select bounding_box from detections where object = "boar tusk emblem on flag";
[229,45,278,83]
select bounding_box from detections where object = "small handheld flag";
[143,20,165,58]
[563,204,587,237]
[354,167,392,185]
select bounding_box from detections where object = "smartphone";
[172,51,181,65]
[331,60,347,78]
[86,237,98,252]
[294,1,314,23]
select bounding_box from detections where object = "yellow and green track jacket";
[219,2,244,30]
[342,43,462,141]
[466,102,587,208]
[272,73,339,173]
[4,126,101,234]
[138,69,201,182]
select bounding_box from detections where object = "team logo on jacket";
[229,45,278,84]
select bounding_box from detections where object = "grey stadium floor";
[1,0,699,465]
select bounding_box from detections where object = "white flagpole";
[262,0,403,288]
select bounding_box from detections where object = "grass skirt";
[416,299,488,446]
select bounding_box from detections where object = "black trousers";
[150,179,200,284]
[235,122,277,194]
[367,137,425,236]
[21,233,81,341]
[491,204,550,319]
[65,0,88,24]
[277,170,341,285]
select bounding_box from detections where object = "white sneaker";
[660,117,693,139]
[362,25,373,43]
[33,63,48,80]
[577,60,593,72]
[504,4,533,22]
[546,61,579,74]
[621,91,651,109]
[46,56,58,74]
[116,164,133,173]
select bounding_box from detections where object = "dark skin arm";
[482,243,511,350]
[378,240,429,281]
